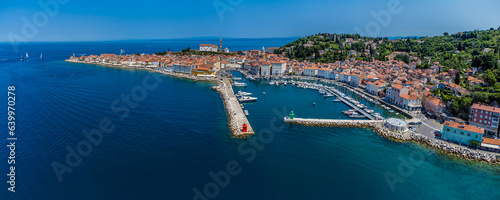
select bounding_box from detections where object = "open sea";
[1,39,500,200]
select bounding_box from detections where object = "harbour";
[4,42,500,199]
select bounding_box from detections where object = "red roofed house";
[469,103,500,137]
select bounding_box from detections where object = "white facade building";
[199,44,218,52]
[271,61,286,75]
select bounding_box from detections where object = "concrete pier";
[284,117,381,125]
[214,77,255,136]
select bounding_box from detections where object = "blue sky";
[0,0,499,41]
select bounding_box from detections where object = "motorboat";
[244,110,249,116]
[356,104,367,109]
[237,91,252,96]
[343,110,356,115]
[238,96,258,102]
[365,109,375,113]
[233,82,247,87]
[323,93,334,98]
[233,77,242,81]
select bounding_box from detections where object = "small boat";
[313,102,316,106]
[40,53,43,59]
[365,109,375,113]
[356,104,367,109]
[323,93,334,98]
[233,77,242,81]
[244,110,249,116]
[343,110,356,115]
[268,81,275,85]
[20,55,24,61]
[233,82,247,87]
[237,91,252,96]
[238,96,258,102]
[332,98,341,102]
[25,52,29,59]
[388,109,395,113]
[263,92,266,95]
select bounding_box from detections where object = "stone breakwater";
[211,78,254,136]
[288,120,500,164]
[211,82,240,135]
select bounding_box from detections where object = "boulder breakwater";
[211,77,254,136]
[285,118,500,164]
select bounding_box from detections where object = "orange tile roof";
[392,84,404,89]
[444,121,484,134]
[400,94,419,100]
[471,103,500,113]
[482,138,500,146]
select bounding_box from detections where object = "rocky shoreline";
[288,120,500,164]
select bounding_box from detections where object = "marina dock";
[325,88,376,120]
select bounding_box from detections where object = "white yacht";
[237,91,252,96]
[323,93,334,98]
[233,82,247,87]
[238,96,258,103]
[356,104,367,109]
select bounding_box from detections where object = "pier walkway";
[325,87,376,120]
[284,117,381,124]
[220,77,255,135]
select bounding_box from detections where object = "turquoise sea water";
[1,40,499,199]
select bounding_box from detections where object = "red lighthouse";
[242,123,248,133]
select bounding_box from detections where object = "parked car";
[434,130,442,138]
[409,122,416,125]
[416,121,422,125]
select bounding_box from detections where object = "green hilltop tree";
[484,69,497,86]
